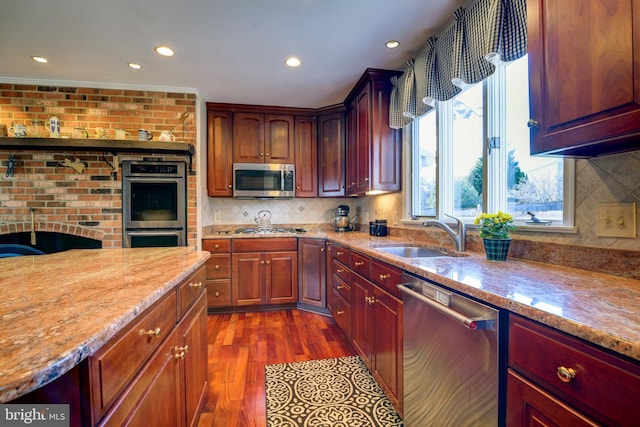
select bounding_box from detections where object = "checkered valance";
[390,0,527,129]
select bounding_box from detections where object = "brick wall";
[0,84,197,248]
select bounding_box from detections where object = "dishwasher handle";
[398,283,494,331]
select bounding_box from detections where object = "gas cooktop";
[234,227,298,234]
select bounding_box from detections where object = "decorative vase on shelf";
[482,238,512,261]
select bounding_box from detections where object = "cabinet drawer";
[329,243,350,265]
[332,275,351,302]
[202,239,231,253]
[232,237,297,252]
[371,259,402,298]
[331,259,351,283]
[206,254,231,279]
[206,279,232,307]
[509,315,640,426]
[331,289,351,340]
[350,251,371,279]
[89,290,178,420]
[178,266,206,316]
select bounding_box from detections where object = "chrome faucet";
[423,213,466,252]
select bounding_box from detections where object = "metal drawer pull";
[140,327,161,338]
[336,285,346,290]
[336,251,344,256]
[336,310,345,315]
[379,274,391,280]
[173,345,189,360]
[557,366,576,383]
[354,261,364,266]
[336,268,345,273]
[189,282,203,288]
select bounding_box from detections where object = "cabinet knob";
[215,291,220,297]
[173,345,189,360]
[379,274,391,280]
[556,366,576,383]
[366,296,375,305]
[140,327,161,338]
[527,119,539,128]
[214,265,220,270]
[261,260,265,264]
[266,260,271,264]
[265,153,269,157]
[354,261,364,267]
[214,244,219,249]
[260,152,264,156]
[228,184,232,189]
[189,282,203,288]
[320,247,325,252]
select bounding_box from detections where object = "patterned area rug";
[265,355,404,427]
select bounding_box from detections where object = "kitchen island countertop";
[0,247,210,403]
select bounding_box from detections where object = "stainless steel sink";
[374,246,451,258]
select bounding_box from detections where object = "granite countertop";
[321,232,640,363]
[0,247,210,403]
[203,229,640,362]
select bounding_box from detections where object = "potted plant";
[473,211,515,261]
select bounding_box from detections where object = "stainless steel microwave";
[233,163,295,198]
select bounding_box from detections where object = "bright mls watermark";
[0,405,69,427]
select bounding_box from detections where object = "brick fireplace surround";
[0,84,197,248]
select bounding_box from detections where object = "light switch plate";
[596,203,636,238]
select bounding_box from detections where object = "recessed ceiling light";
[385,40,400,49]
[128,62,142,70]
[285,56,301,67]
[31,56,48,63]
[154,46,175,57]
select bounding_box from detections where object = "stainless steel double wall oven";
[122,160,187,247]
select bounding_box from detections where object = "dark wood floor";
[197,309,355,427]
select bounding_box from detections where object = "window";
[411,55,573,227]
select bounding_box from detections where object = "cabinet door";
[298,238,326,307]
[372,288,403,414]
[99,330,182,427]
[345,104,358,196]
[233,113,265,163]
[528,0,640,156]
[318,112,346,197]
[294,116,318,197]
[506,370,599,427]
[355,86,371,194]
[266,251,298,304]
[265,114,295,163]
[370,78,401,193]
[351,275,372,367]
[206,110,233,196]
[232,253,263,305]
[180,293,208,427]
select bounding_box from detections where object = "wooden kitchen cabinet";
[206,110,233,197]
[318,110,346,197]
[507,314,640,426]
[231,238,298,306]
[527,0,640,157]
[202,239,232,309]
[294,116,318,197]
[233,113,295,164]
[298,238,327,309]
[90,266,208,426]
[344,69,402,196]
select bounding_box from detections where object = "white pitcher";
[45,116,61,138]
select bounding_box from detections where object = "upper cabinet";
[294,116,318,197]
[233,113,295,164]
[206,110,233,197]
[344,69,402,196]
[528,0,640,157]
[318,110,346,197]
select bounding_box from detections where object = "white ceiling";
[0,0,465,108]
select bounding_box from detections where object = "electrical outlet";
[597,203,636,238]
[214,211,221,223]
[393,211,398,226]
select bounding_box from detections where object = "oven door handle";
[397,284,495,331]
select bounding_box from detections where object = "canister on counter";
[369,221,376,236]
[375,219,388,236]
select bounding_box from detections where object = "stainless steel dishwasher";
[398,273,503,426]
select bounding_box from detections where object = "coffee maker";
[335,205,352,232]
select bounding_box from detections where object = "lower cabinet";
[507,314,640,426]
[202,239,232,309]
[91,267,208,427]
[231,238,298,306]
[298,238,327,309]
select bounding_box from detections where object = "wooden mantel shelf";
[0,137,195,156]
